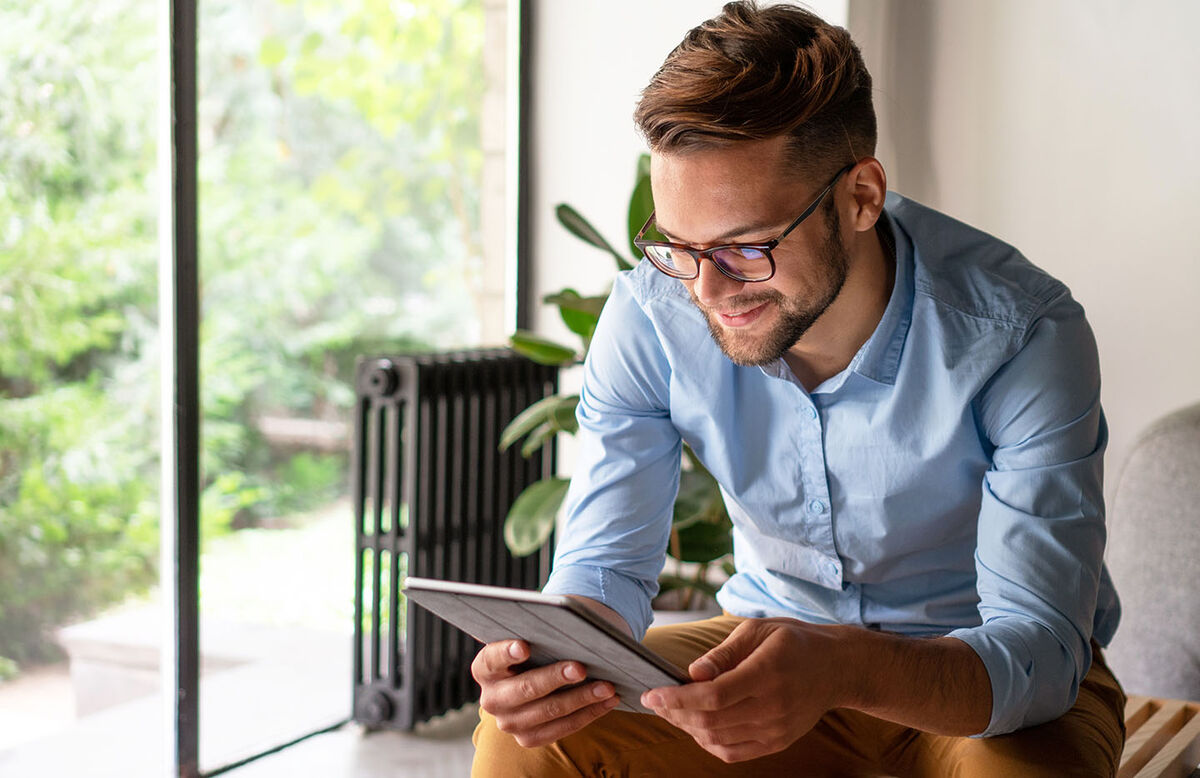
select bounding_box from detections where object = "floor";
[0,661,75,751]
[0,691,477,778]
[0,630,477,777]
[224,708,478,778]
[0,498,487,776]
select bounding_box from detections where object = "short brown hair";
[634,1,875,179]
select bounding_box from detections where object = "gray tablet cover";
[403,577,688,714]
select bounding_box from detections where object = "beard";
[689,205,849,367]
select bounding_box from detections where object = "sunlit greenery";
[0,0,485,666]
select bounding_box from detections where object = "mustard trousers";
[472,614,1126,777]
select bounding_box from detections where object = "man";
[472,2,1124,775]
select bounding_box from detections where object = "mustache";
[688,288,784,315]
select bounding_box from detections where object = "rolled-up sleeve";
[541,273,681,639]
[948,290,1108,736]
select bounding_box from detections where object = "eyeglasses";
[633,164,853,283]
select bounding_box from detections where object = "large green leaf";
[556,204,633,272]
[509,331,578,366]
[499,393,579,452]
[543,289,608,319]
[552,399,580,433]
[543,288,607,346]
[520,403,579,458]
[519,422,558,458]
[672,469,723,531]
[504,477,570,556]
[636,152,651,180]
[675,519,734,564]
[627,156,654,261]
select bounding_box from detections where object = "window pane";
[0,0,507,770]
[0,0,161,765]
[196,0,495,768]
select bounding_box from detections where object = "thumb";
[689,620,763,682]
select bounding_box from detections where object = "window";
[0,0,520,772]
[197,0,501,766]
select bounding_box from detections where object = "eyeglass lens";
[642,244,771,281]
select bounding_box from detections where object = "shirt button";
[826,560,840,578]
[807,406,818,419]
[808,499,826,514]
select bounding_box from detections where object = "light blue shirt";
[542,192,1120,737]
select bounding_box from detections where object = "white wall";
[530,1,715,340]
[848,0,1200,487]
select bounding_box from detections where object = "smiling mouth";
[715,302,770,328]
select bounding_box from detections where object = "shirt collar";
[850,199,914,386]
[756,194,914,390]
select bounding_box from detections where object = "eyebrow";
[656,218,785,245]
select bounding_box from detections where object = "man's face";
[649,137,848,367]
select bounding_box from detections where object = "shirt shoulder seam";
[914,278,1068,333]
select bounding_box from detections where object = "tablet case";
[403,577,689,714]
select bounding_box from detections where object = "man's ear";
[845,157,887,234]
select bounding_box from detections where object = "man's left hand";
[640,618,844,763]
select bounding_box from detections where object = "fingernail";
[563,663,584,681]
[592,682,611,698]
[508,642,524,660]
[641,691,661,708]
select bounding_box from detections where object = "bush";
[0,0,160,664]
[0,384,158,662]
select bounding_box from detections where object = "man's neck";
[784,220,896,392]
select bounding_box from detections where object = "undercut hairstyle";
[634,1,876,181]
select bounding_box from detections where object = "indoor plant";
[500,156,733,609]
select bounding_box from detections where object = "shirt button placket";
[796,394,834,582]
[801,400,837,585]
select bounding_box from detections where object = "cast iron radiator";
[351,350,558,730]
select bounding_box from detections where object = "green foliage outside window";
[0,0,161,666]
[0,0,485,668]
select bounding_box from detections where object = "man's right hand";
[472,639,620,748]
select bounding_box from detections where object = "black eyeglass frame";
[633,163,854,283]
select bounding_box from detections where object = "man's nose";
[691,257,746,307]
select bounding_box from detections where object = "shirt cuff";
[542,563,656,640]
[948,618,1087,737]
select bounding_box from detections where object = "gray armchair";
[1104,402,1200,701]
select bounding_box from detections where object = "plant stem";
[686,561,709,611]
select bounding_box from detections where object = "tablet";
[403,577,689,714]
